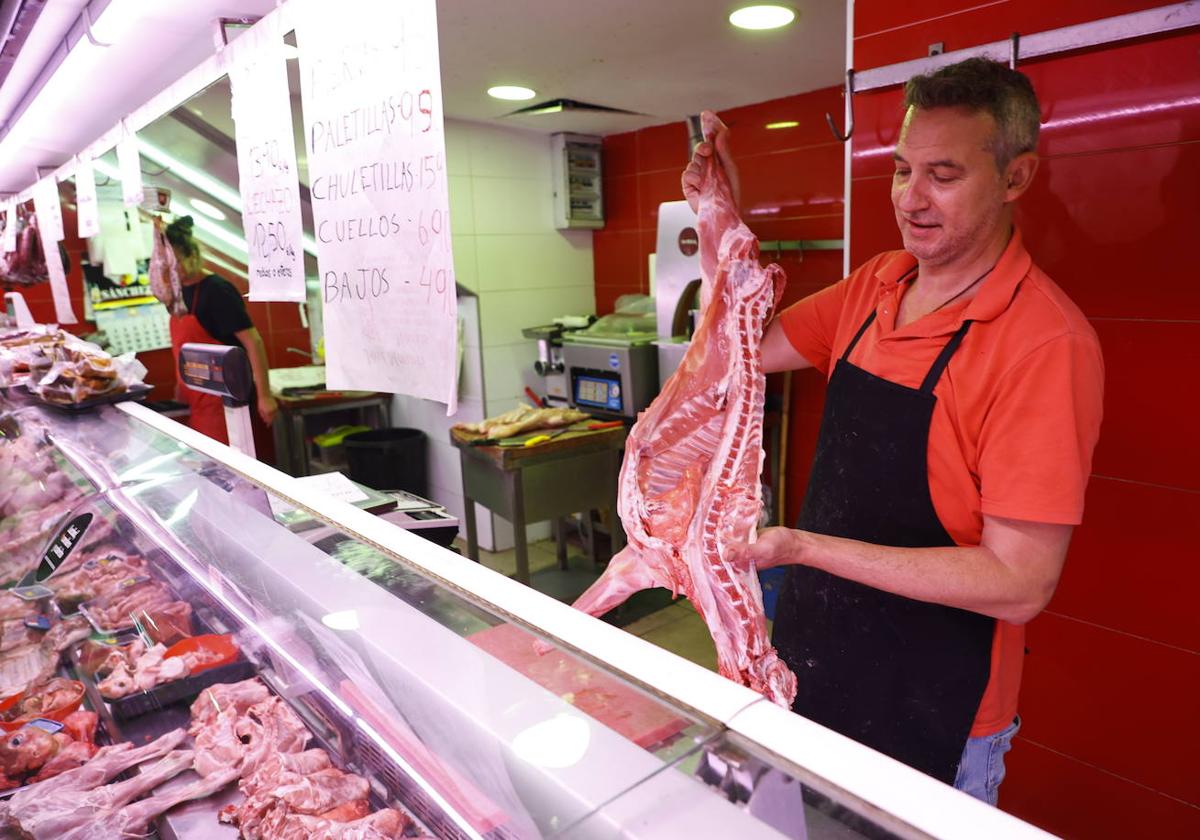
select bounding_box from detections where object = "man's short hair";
[904,57,1041,170]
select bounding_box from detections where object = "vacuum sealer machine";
[561,305,659,420]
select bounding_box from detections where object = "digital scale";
[178,342,256,458]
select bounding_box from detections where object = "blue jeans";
[953,717,1020,806]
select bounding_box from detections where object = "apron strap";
[840,310,877,362]
[919,319,974,394]
[841,266,918,364]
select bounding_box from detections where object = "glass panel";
[102,463,722,838]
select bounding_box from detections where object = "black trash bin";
[343,428,428,497]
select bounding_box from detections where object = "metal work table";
[450,425,627,585]
[272,390,391,476]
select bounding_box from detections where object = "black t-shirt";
[182,275,253,347]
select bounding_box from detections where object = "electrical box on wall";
[551,133,604,230]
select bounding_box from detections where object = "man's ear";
[1004,152,1039,201]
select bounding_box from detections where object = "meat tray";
[13,381,152,412]
[104,657,256,721]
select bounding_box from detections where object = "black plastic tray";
[28,381,152,412]
[105,658,256,721]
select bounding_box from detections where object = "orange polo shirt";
[777,229,1104,737]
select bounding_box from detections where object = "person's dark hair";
[904,58,1041,171]
[164,215,199,260]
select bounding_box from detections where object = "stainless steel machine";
[560,335,658,419]
[521,316,592,407]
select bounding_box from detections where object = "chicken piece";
[275,808,413,839]
[132,643,167,692]
[97,661,135,700]
[274,767,370,816]
[188,678,272,735]
[318,799,371,822]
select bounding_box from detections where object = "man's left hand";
[726,526,810,573]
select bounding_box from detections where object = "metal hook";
[1009,32,1020,70]
[825,69,855,142]
[81,5,113,48]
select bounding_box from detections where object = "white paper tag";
[1,202,15,253]
[32,178,64,243]
[74,157,101,239]
[296,0,459,413]
[293,471,370,504]
[227,14,306,303]
[116,130,144,209]
[45,239,78,325]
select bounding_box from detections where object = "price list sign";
[227,13,306,302]
[297,0,459,411]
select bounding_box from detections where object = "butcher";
[682,58,1104,804]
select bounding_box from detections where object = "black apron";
[771,296,995,784]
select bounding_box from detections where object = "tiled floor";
[456,537,719,674]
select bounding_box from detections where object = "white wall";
[393,118,595,551]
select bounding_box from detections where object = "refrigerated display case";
[0,389,1050,839]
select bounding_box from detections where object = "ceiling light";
[488,85,536,101]
[189,197,226,220]
[766,120,799,129]
[729,5,796,30]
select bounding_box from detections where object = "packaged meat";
[562,111,798,706]
[78,581,176,635]
[0,678,85,730]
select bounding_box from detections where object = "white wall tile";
[459,295,481,349]
[482,343,537,410]
[479,286,597,347]
[451,235,478,293]
[471,177,554,235]
[443,120,472,177]
[448,175,474,237]
[465,121,550,179]
[459,337,484,402]
[475,231,594,292]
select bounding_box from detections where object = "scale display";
[179,343,253,404]
[574,373,622,412]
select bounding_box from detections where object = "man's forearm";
[791,530,1050,624]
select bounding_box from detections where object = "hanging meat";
[562,112,798,706]
[148,217,187,317]
[0,211,48,286]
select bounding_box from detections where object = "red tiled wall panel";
[852,3,1200,836]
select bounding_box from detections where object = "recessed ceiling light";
[189,197,226,221]
[766,120,799,129]
[488,85,536,101]
[729,5,796,30]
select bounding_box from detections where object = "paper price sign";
[32,178,64,243]
[297,0,459,411]
[116,131,144,209]
[227,13,306,303]
[75,157,101,239]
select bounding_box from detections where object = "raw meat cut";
[0,617,91,699]
[13,748,195,838]
[563,112,798,706]
[453,403,588,439]
[270,808,411,839]
[56,764,241,840]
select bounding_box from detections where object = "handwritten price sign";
[297,0,459,411]
[227,13,306,302]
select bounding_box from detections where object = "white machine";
[652,200,703,387]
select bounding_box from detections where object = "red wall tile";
[1053,476,1200,651]
[1090,320,1200,491]
[854,0,1169,71]
[848,3,1196,833]
[1018,612,1199,804]
[1003,738,1200,839]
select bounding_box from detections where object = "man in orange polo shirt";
[682,58,1103,804]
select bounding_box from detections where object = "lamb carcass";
[564,112,798,706]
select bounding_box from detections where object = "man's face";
[891,106,1009,266]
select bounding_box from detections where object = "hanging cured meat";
[564,112,798,706]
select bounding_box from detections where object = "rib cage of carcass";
[568,112,798,706]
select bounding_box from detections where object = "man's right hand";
[681,110,741,213]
